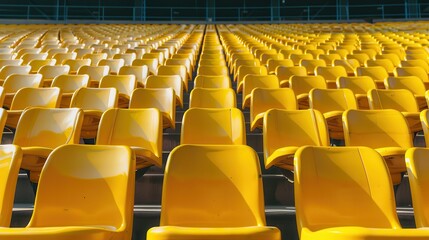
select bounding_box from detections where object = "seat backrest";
[406,147,429,228]
[197,65,229,76]
[38,65,70,79]
[242,74,280,99]
[51,74,89,93]
[118,65,148,87]
[267,59,294,73]
[181,108,246,145]
[0,65,31,80]
[343,109,413,148]
[300,59,327,75]
[394,66,429,82]
[10,87,61,110]
[13,108,83,148]
[96,108,162,160]
[194,75,231,88]
[356,66,389,82]
[70,87,117,111]
[420,109,429,146]
[132,58,159,75]
[99,75,136,96]
[366,59,395,73]
[309,88,357,114]
[3,74,43,93]
[0,145,22,227]
[275,66,307,81]
[145,75,183,107]
[190,88,236,108]
[77,65,109,81]
[160,144,266,227]
[263,109,329,163]
[237,65,267,83]
[336,76,377,95]
[98,59,125,74]
[28,144,134,240]
[130,88,175,124]
[295,146,401,237]
[289,75,327,95]
[315,66,347,81]
[157,65,187,81]
[368,89,419,112]
[385,76,426,95]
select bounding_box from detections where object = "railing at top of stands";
[0,3,427,23]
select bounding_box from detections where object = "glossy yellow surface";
[38,65,70,87]
[336,76,376,109]
[99,75,137,108]
[0,144,135,240]
[147,144,281,240]
[181,108,246,145]
[197,65,229,76]
[386,76,427,110]
[119,65,148,88]
[194,75,231,89]
[368,89,421,133]
[77,65,109,87]
[333,59,360,75]
[132,58,159,75]
[51,75,89,108]
[356,66,389,89]
[242,75,279,109]
[70,87,117,138]
[276,66,307,87]
[290,75,327,109]
[0,65,31,82]
[394,66,429,88]
[407,148,429,228]
[263,109,329,170]
[28,59,55,74]
[343,109,413,185]
[294,146,429,240]
[0,145,22,227]
[419,110,429,146]
[146,75,184,108]
[130,88,176,129]
[97,108,162,169]
[236,65,267,92]
[190,88,236,109]
[13,108,83,182]
[157,65,188,91]
[315,66,348,88]
[267,59,293,74]
[300,59,327,75]
[250,88,297,131]
[63,59,91,74]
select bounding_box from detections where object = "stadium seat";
[290,75,327,109]
[63,59,91,74]
[394,66,429,89]
[343,109,413,185]
[99,75,137,108]
[13,108,83,183]
[2,74,42,108]
[315,66,348,89]
[263,109,329,170]
[194,75,231,89]
[0,144,134,240]
[146,75,184,108]
[356,66,389,89]
[0,65,31,83]
[181,108,246,145]
[98,59,125,74]
[130,88,176,129]
[295,145,429,240]
[70,87,118,139]
[96,108,162,170]
[276,66,307,87]
[118,65,148,88]
[38,65,70,87]
[300,59,326,75]
[241,74,279,109]
[385,76,427,111]
[147,144,281,240]
[309,88,357,140]
[133,58,159,75]
[157,65,188,91]
[336,76,377,109]
[51,74,89,108]
[197,65,229,76]
[236,65,267,92]
[77,65,109,87]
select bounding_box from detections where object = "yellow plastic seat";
[119,65,148,88]
[38,65,70,87]
[333,59,360,76]
[198,58,226,66]
[13,108,83,182]
[63,59,91,74]
[315,66,348,89]
[2,74,42,109]
[197,65,229,76]
[290,75,327,109]
[336,76,376,109]
[343,109,413,185]
[189,88,236,109]
[276,66,307,87]
[77,65,109,88]
[260,53,284,66]
[401,59,429,73]
[96,108,162,170]
[295,145,429,240]
[0,144,135,240]
[356,66,389,89]
[385,76,427,111]
[130,88,176,129]
[236,65,267,93]
[0,65,31,83]
[70,87,118,139]
[28,59,56,74]
[347,53,371,66]
[21,53,48,65]
[113,53,136,66]
[250,88,296,131]
[147,144,281,240]
[143,52,164,65]
[51,75,89,108]
[290,53,313,66]
[377,53,401,67]
[157,65,188,92]
[0,59,23,70]
[407,148,429,227]
[366,59,395,75]
[166,58,192,79]
[368,89,421,133]
[98,59,125,75]
[194,75,231,89]
[146,75,184,108]
[267,59,294,74]
[0,145,22,227]
[394,66,429,89]
[263,109,329,170]
[318,54,342,66]
[242,75,279,109]
[181,108,246,145]
[83,53,108,66]
[52,52,77,65]
[133,58,159,75]
[300,59,326,75]
[7,87,61,129]
[309,88,357,140]
[99,75,136,108]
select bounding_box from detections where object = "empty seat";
[70,87,118,139]
[96,108,162,170]
[2,74,42,108]
[98,59,125,74]
[157,65,188,91]
[38,65,70,87]
[133,58,159,75]
[13,108,83,182]
[336,76,377,109]
[385,76,427,111]
[77,65,109,87]
[147,144,281,240]
[295,145,429,240]
[343,109,413,185]
[263,109,329,170]
[236,65,267,92]
[0,65,31,83]
[250,88,297,131]
[0,144,134,239]
[368,89,421,133]
[51,74,90,108]
[118,65,149,88]
[315,66,348,89]
[145,75,184,108]
[194,75,231,89]
[290,75,327,109]
[189,88,236,109]
[99,75,136,108]
[276,66,307,87]
[181,108,246,145]
[394,66,429,89]
[241,74,279,109]
[197,65,229,76]
[356,66,389,89]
